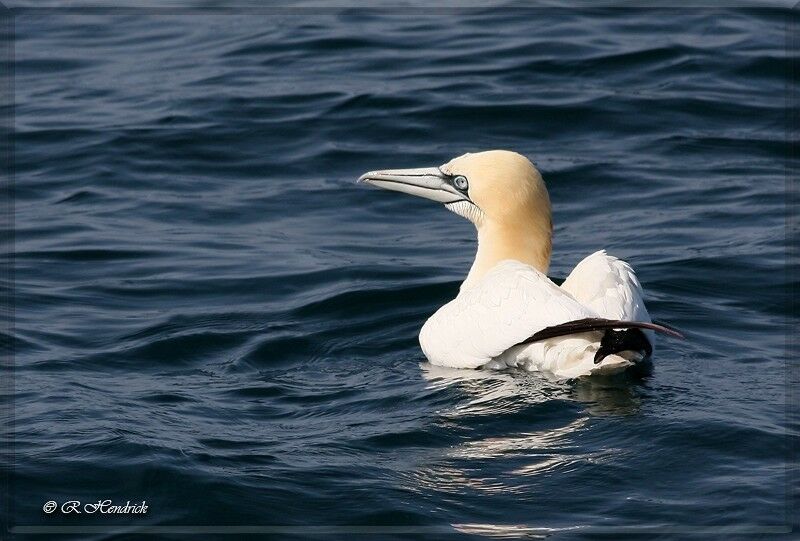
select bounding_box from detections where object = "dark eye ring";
[453,175,469,191]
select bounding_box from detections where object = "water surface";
[8,5,795,539]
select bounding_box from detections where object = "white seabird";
[359,150,682,379]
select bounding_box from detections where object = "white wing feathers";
[560,250,655,353]
[419,252,653,377]
[561,250,650,323]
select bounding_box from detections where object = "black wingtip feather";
[515,317,685,347]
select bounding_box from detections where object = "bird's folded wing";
[419,260,598,368]
[560,250,650,323]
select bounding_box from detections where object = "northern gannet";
[359,150,682,379]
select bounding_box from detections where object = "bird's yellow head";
[359,149,553,277]
[438,150,550,227]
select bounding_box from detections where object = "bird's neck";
[462,218,552,290]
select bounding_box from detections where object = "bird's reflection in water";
[420,363,645,418]
[570,374,647,417]
[402,364,647,508]
[422,363,568,418]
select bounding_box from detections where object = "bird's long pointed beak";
[358,167,465,204]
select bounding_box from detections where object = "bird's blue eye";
[453,175,469,191]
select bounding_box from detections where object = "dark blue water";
[6,5,797,539]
